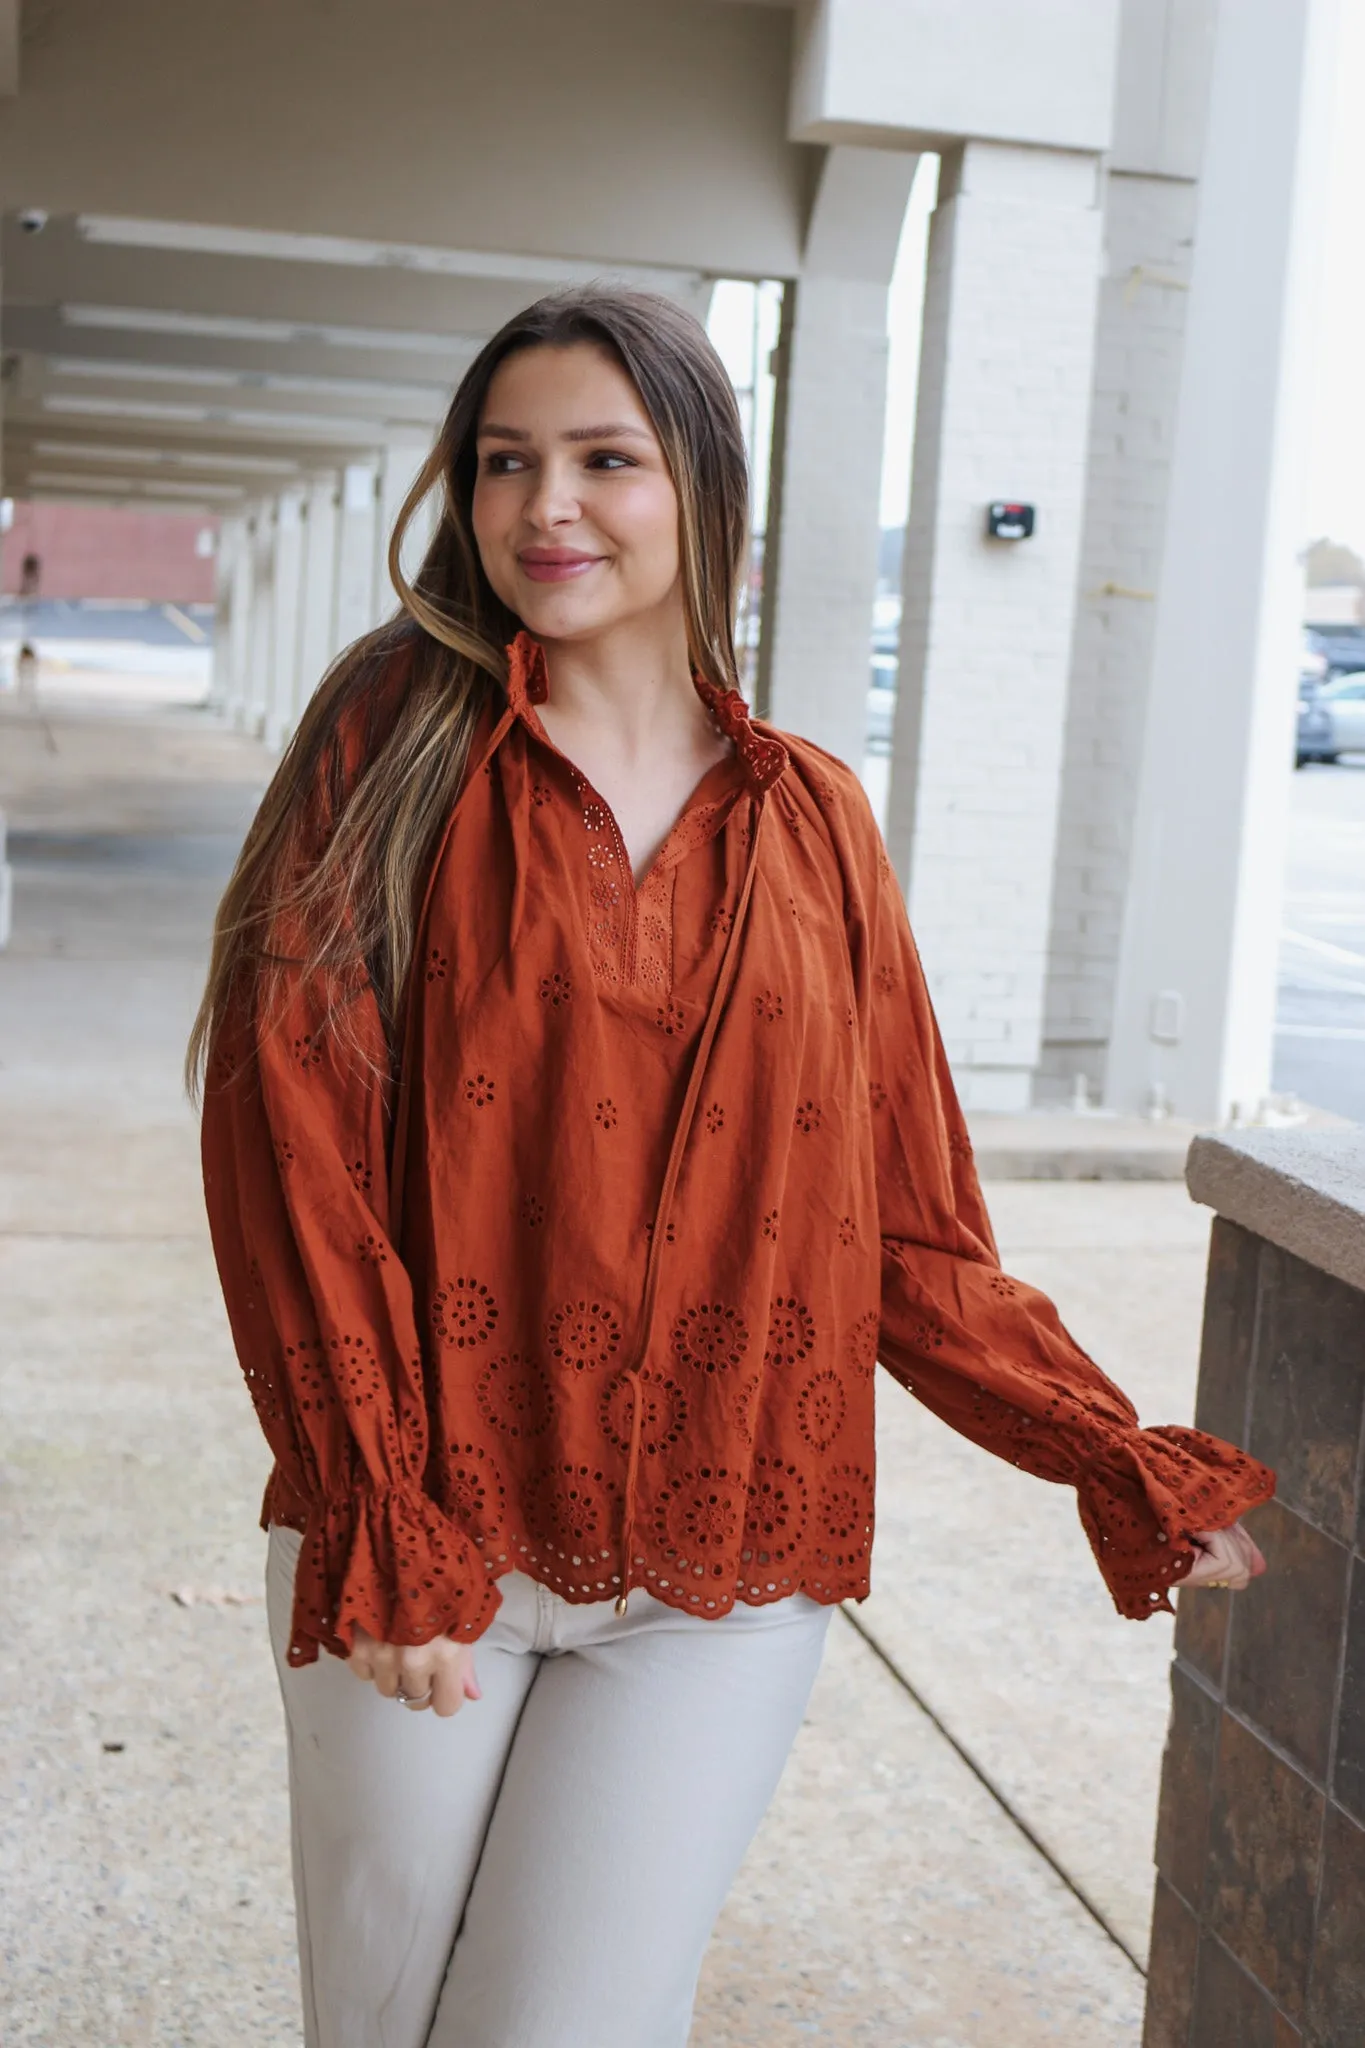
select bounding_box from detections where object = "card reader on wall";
[986,502,1035,540]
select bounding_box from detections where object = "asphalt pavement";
[1274,755,1365,1122]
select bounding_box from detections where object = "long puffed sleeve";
[202,967,500,1666]
[200,679,501,1667]
[836,782,1274,1619]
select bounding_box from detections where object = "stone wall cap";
[1186,1127,1365,1296]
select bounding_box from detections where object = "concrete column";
[223,507,256,731]
[294,474,341,724]
[758,146,917,761]
[1106,0,1341,1121]
[331,457,380,654]
[885,140,1104,1112]
[1039,1,1217,1104]
[372,437,432,625]
[243,503,277,739]
[264,487,305,750]
[208,514,242,715]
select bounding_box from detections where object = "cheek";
[613,479,682,584]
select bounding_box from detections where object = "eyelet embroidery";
[547,1300,623,1373]
[476,1352,552,1439]
[672,1303,749,1374]
[432,1277,499,1350]
[539,972,572,1007]
[600,1370,688,1456]
[464,1073,496,1108]
[765,1296,815,1371]
[654,1466,747,1579]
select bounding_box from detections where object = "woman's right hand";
[347,1624,482,1717]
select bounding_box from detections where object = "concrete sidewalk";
[0,699,1195,2046]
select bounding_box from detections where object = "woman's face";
[471,342,684,646]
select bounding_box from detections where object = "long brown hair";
[186,285,750,1096]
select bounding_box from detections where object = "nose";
[521,453,581,532]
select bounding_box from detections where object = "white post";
[885,140,1105,1112]
[224,506,256,731]
[264,488,305,750]
[1038,1,1217,1103]
[209,514,241,715]
[294,474,341,725]
[1105,0,1341,1121]
[332,458,380,654]
[243,503,277,739]
[760,146,917,762]
[373,437,432,625]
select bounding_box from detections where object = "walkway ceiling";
[0,0,809,514]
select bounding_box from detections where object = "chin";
[512,590,630,644]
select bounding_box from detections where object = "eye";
[481,450,527,475]
[586,450,636,471]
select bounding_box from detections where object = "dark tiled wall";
[1144,1219,1365,2048]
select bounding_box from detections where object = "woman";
[193,286,1272,2048]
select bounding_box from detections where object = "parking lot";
[1275,755,1365,1122]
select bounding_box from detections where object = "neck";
[535,610,705,760]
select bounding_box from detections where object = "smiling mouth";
[518,549,604,584]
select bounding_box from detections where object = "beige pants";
[266,1523,831,2048]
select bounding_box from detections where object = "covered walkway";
[0,687,1221,2043]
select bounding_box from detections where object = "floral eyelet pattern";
[432,1277,499,1350]
[547,1300,622,1374]
[600,1370,688,1456]
[672,1304,749,1374]
[207,628,1275,1663]
[476,1353,552,1440]
[765,1296,815,1371]
[654,1467,747,1579]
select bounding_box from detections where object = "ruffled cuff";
[1075,1425,1275,1620]
[284,1484,503,1666]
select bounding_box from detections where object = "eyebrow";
[476,421,653,444]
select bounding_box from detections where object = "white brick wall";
[886,140,1104,1112]
[1037,170,1198,1100]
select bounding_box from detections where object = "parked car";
[1297,688,1335,766]
[1322,670,1365,754]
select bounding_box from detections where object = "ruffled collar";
[503,631,788,795]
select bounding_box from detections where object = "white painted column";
[294,474,341,725]
[760,146,917,762]
[264,487,305,750]
[885,141,1105,1112]
[1106,0,1341,1121]
[209,514,242,715]
[372,437,432,625]
[1039,0,1217,1103]
[224,507,256,731]
[331,458,380,653]
[243,503,277,739]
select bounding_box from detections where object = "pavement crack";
[837,1602,1146,1977]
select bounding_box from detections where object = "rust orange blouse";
[202,631,1274,1668]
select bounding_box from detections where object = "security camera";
[17,209,49,235]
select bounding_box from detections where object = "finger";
[428,1659,467,1718]
[370,1648,403,1699]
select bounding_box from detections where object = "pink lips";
[518,548,604,584]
